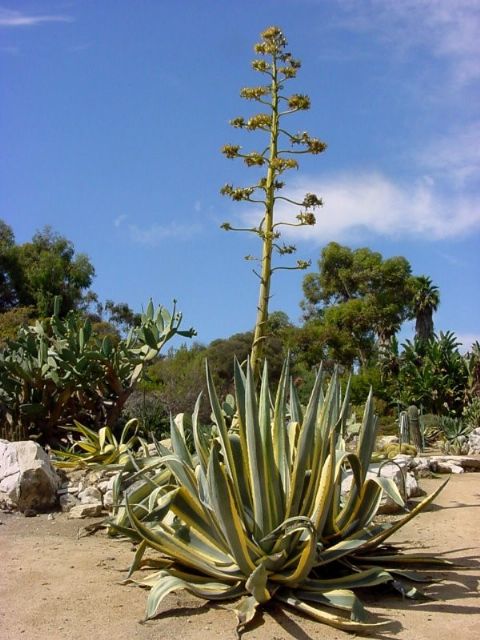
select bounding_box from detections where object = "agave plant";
[116,358,449,633]
[52,418,147,468]
[439,416,473,455]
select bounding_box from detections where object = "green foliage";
[0,220,21,310]
[52,418,146,468]
[121,390,170,440]
[145,343,209,424]
[394,332,468,415]
[90,298,141,336]
[0,299,195,444]
[463,396,480,430]
[208,329,286,391]
[438,416,472,454]
[420,414,443,448]
[221,27,325,371]
[0,306,35,349]
[111,357,450,633]
[465,341,480,398]
[348,366,383,407]
[411,276,440,342]
[0,222,95,317]
[302,243,417,367]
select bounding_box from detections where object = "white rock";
[85,470,106,486]
[96,480,109,493]
[103,489,114,508]
[431,460,464,474]
[67,503,104,518]
[0,440,60,511]
[78,486,102,503]
[408,457,432,477]
[426,456,480,471]
[342,459,419,514]
[467,428,480,455]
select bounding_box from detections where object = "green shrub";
[463,397,480,430]
[121,390,170,440]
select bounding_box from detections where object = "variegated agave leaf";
[120,357,450,633]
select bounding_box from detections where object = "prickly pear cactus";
[0,298,195,445]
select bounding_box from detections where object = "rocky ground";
[1,474,479,640]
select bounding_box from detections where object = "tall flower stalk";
[221,26,326,374]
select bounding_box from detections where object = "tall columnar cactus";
[0,299,195,444]
[407,404,423,451]
[221,26,326,374]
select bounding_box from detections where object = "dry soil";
[1,475,479,640]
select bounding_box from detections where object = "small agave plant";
[115,358,449,633]
[52,418,147,468]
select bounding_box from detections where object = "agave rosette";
[52,418,147,468]
[120,358,449,632]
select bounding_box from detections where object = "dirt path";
[1,475,479,640]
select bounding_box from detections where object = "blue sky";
[1,1,479,350]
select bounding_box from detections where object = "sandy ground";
[1,475,479,640]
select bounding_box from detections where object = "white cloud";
[417,121,480,187]
[0,7,72,27]
[241,171,480,243]
[337,0,480,85]
[127,222,202,246]
[114,214,127,228]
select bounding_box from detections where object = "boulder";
[0,440,60,512]
[408,456,432,477]
[430,459,464,474]
[67,503,104,518]
[426,455,480,472]
[467,428,480,455]
[342,458,421,514]
[78,486,102,504]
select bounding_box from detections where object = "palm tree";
[412,276,440,342]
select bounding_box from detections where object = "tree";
[301,243,417,366]
[411,275,440,342]
[146,343,209,422]
[0,306,35,348]
[0,220,20,310]
[221,26,326,373]
[0,221,96,318]
[14,226,95,317]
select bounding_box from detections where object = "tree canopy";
[0,221,95,317]
[301,242,418,367]
[411,275,440,342]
